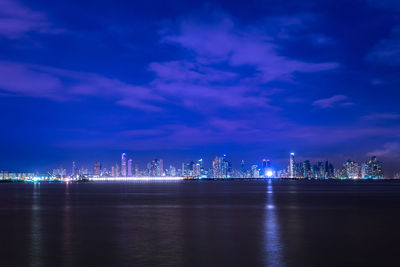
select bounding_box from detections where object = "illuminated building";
[115,163,120,177]
[169,165,176,176]
[193,161,201,177]
[212,157,221,178]
[121,153,127,177]
[221,154,228,178]
[93,162,101,176]
[289,153,295,178]
[240,160,246,177]
[251,165,259,178]
[364,156,384,179]
[128,158,133,177]
[182,161,194,177]
[150,158,163,176]
[343,160,360,179]
[72,161,77,176]
[303,160,312,178]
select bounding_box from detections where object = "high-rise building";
[94,162,101,176]
[72,161,77,176]
[343,160,360,179]
[150,159,163,176]
[128,158,133,177]
[169,165,176,177]
[303,160,312,178]
[212,157,221,178]
[182,161,194,177]
[197,158,205,177]
[251,165,259,178]
[364,156,384,179]
[193,161,201,177]
[289,153,295,178]
[115,163,120,177]
[240,160,246,177]
[121,153,127,177]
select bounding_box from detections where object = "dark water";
[1,180,400,267]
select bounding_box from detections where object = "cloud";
[366,25,400,66]
[0,0,60,38]
[0,61,164,111]
[312,95,353,108]
[163,14,338,83]
[368,141,400,157]
[361,113,400,120]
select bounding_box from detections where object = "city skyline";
[1,0,400,175]
[1,152,390,179]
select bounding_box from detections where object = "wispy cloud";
[368,141,400,157]
[0,0,61,38]
[361,113,400,120]
[0,61,164,111]
[312,95,354,108]
[163,13,338,83]
[366,24,400,66]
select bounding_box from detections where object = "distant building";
[182,161,194,177]
[343,160,360,179]
[251,165,259,178]
[212,157,221,178]
[93,162,101,176]
[303,160,312,178]
[363,156,384,179]
[289,153,295,178]
[128,158,133,177]
[150,159,163,176]
[72,161,78,176]
[121,153,127,177]
[169,165,176,177]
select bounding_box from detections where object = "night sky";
[0,0,399,175]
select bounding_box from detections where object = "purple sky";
[0,0,400,175]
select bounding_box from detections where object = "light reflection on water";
[30,182,42,267]
[264,180,284,267]
[63,182,74,267]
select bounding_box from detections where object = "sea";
[0,179,399,267]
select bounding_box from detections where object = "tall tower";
[213,157,221,178]
[72,161,77,176]
[121,153,127,177]
[94,162,101,176]
[128,158,133,177]
[289,153,295,178]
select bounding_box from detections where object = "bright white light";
[89,177,184,181]
[266,170,273,177]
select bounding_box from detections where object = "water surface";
[0,180,399,266]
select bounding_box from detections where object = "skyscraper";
[213,157,221,178]
[150,159,163,176]
[94,162,101,176]
[128,158,133,177]
[303,160,312,178]
[343,160,360,179]
[182,161,194,177]
[121,153,127,177]
[364,156,384,179]
[72,161,77,176]
[289,153,295,178]
[240,160,246,177]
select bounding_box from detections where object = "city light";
[89,177,184,181]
